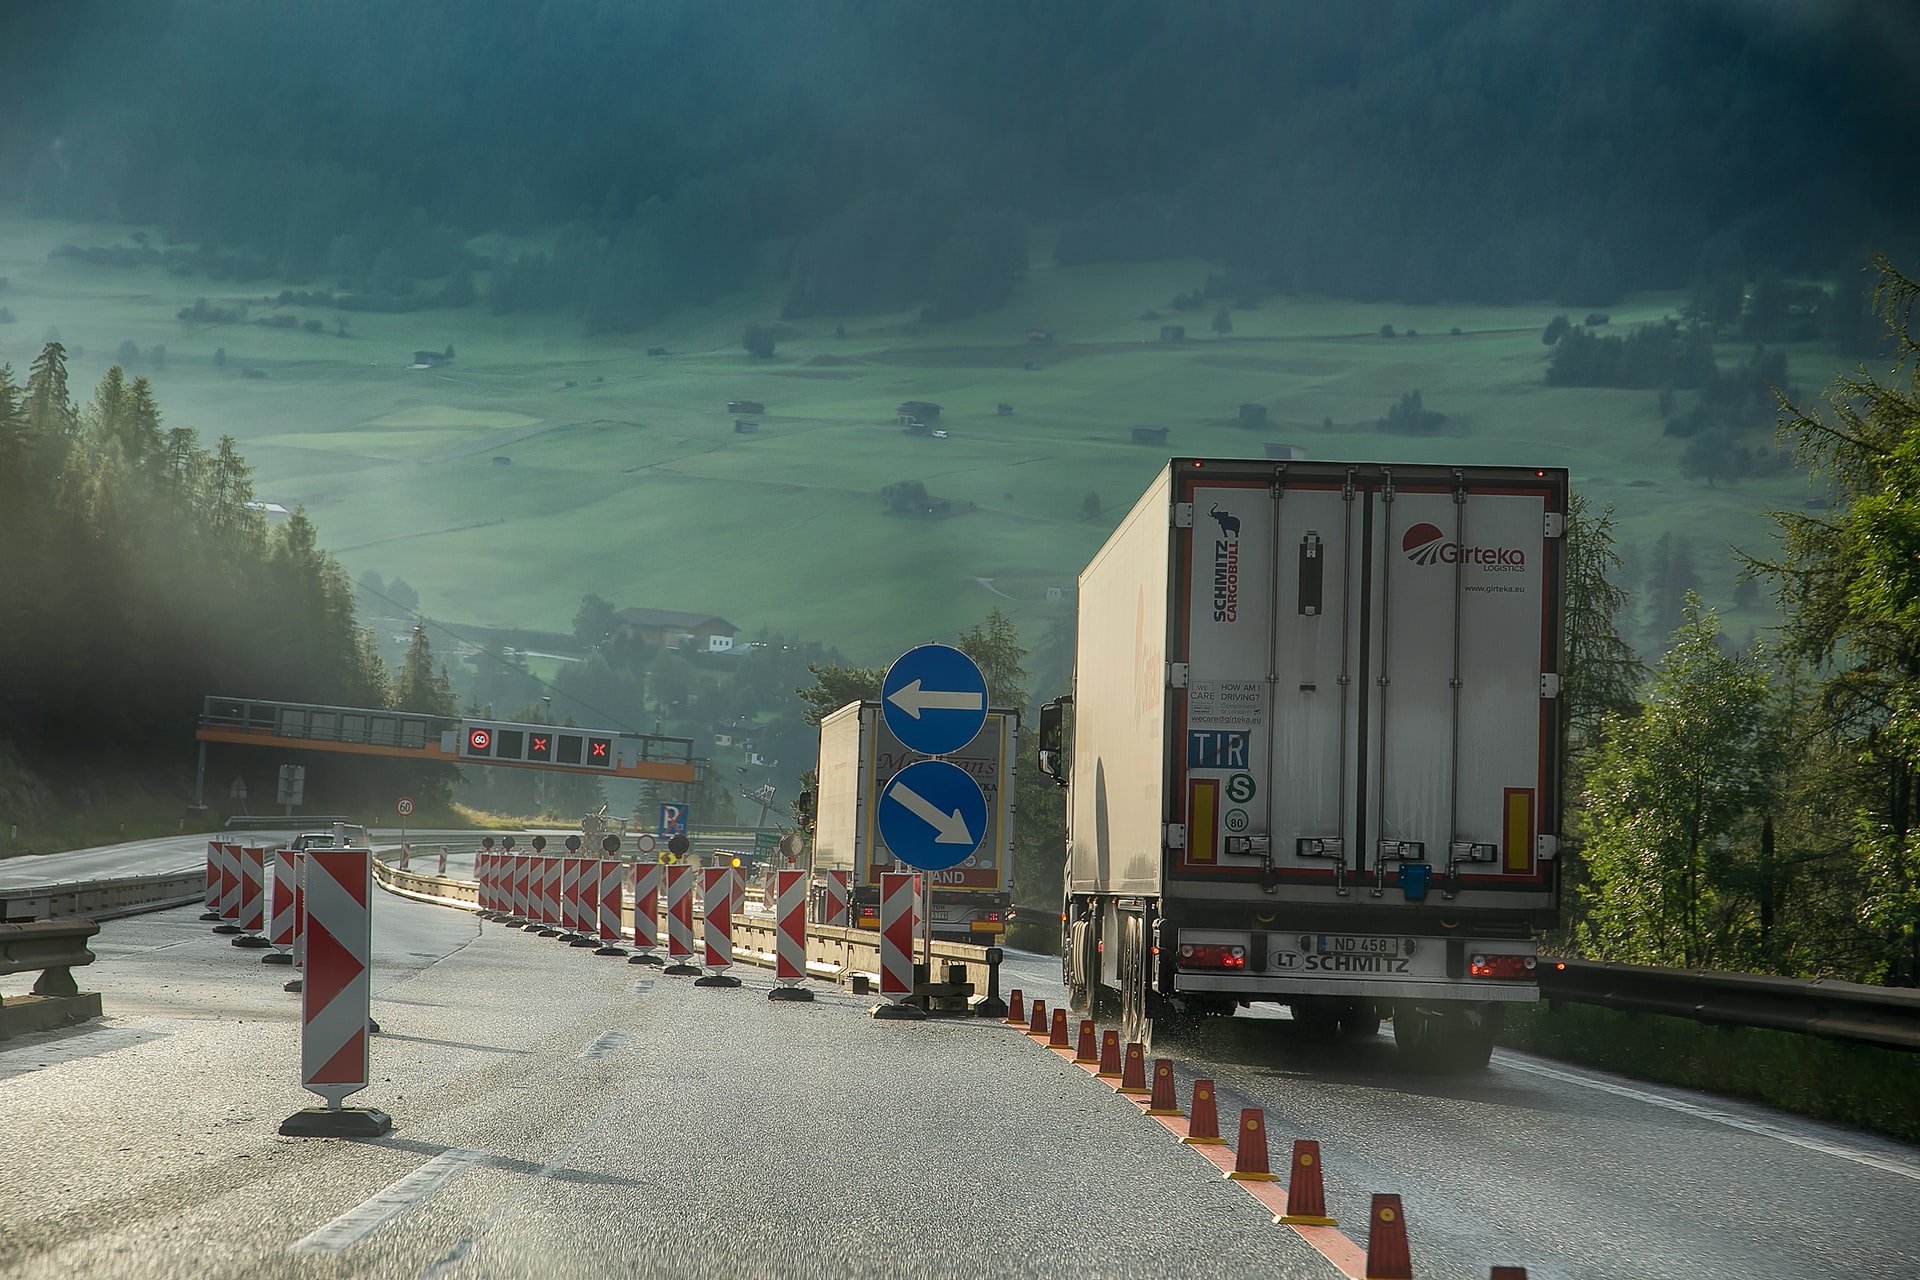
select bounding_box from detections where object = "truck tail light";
[1178,942,1246,970]
[1469,953,1537,979]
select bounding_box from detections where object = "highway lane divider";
[998,1010,1544,1279]
[0,871,204,924]
[370,852,1002,998]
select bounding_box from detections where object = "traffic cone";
[1364,1194,1413,1279]
[1048,1008,1071,1048]
[1488,1270,1527,1279]
[1182,1078,1226,1144]
[1096,1028,1123,1078]
[1074,1019,1098,1063]
[1146,1058,1183,1116]
[1027,998,1050,1037]
[1276,1139,1337,1225]
[1118,1042,1151,1095]
[1005,988,1026,1026]
[1227,1108,1280,1182]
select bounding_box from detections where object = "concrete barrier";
[0,872,203,924]
[0,919,103,1039]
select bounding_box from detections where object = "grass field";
[0,209,1836,663]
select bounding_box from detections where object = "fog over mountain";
[4,0,1914,326]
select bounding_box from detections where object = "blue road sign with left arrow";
[882,643,988,756]
[877,759,986,872]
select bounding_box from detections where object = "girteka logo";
[1402,522,1526,568]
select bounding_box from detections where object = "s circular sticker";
[1226,773,1257,803]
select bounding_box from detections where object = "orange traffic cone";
[1118,1042,1151,1095]
[1276,1139,1337,1226]
[1005,989,1026,1026]
[1048,1008,1071,1048]
[1227,1108,1280,1182]
[1096,1028,1123,1078]
[1364,1193,1413,1279]
[1182,1078,1226,1144]
[1146,1058,1183,1116]
[1074,1019,1098,1063]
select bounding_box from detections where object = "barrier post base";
[663,961,702,976]
[279,1106,392,1138]
[232,934,272,949]
[568,937,599,949]
[870,1000,927,1020]
[212,924,243,935]
[694,971,742,988]
[198,911,222,922]
[262,951,294,966]
[769,985,815,1003]
[628,952,664,966]
[594,945,627,957]
[535,928,562,938]
[283,978,304,992]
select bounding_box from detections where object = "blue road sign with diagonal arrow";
[877,759,986,872]
[882,643,988,756]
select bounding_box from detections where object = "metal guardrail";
[0,918,103,1039]
[1539,957,1920,1054]
[0,873,205,924]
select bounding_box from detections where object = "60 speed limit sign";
[396,797,415,817]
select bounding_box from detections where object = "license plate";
[1313,934,1404,956]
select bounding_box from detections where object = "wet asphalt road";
[2,853,1917,1278]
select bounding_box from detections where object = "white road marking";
[419,1100,624,1279]
[1500,1054,1920,1182]
[580,1030,630,1059]
[289,1149,489,1253]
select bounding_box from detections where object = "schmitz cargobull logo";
[1402,522,1525,569]
[1210,503,1241,622]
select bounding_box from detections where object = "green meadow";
[0,210,1829,663]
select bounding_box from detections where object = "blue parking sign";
[658,803,689,837]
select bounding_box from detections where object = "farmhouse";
[614,607,739,653]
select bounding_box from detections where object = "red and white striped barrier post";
[593,859,625,956]
[201,841,223,920]
[535,857,559,934]
[694,866,741,987]
[233,846,271,949]
[279,847,390,1137]
[264,847,298,967]
[769,868,814,1002]
[819,869,851,928]
[399,843,410,870]
[558,856,581,937]
[213,843,244,934]
[871,871,925,1019]
[663,863,699,974]
[566,857,598,946]
[628,862,663,965]
[438,845,449,875]
[511,853,532,924]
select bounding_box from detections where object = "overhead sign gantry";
[193,695,699,808]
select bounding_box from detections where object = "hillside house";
[734,420,759,433]
[897,400,942,421]
[614,607,739,653]
[411,350,451,368]
[727,399,765,414]
[1131,426,1169,445]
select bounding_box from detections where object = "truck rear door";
[1174,463,1562,913]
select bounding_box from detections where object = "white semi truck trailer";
[1038,458,1568,1069]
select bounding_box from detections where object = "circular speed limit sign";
[635,834,657,854]
[396,797,415,817]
